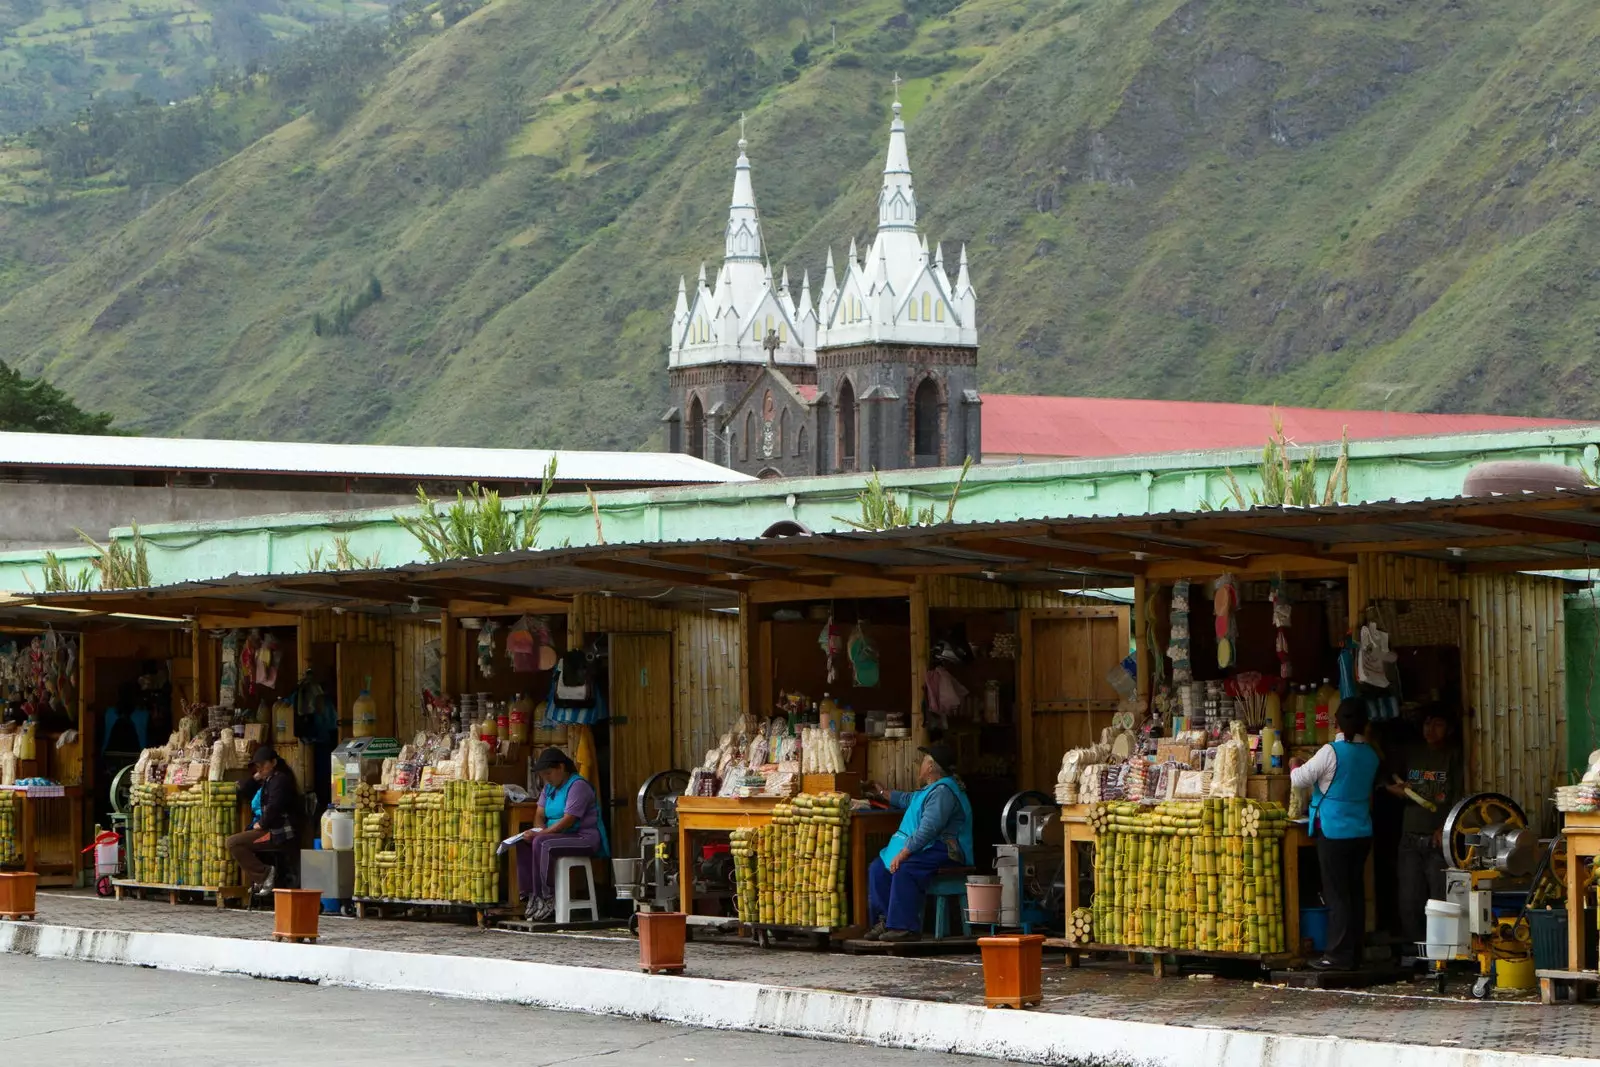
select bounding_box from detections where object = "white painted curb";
[1,921,1593,1067]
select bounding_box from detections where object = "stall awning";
[23,487,1600,616]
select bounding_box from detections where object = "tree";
[0,360,116,433]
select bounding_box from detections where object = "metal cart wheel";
[1472,973,1495,1000]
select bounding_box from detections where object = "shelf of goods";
[115,781,247,907]
[730,792,851,945]
[353,780,504,922]
[1057,798,1293,974]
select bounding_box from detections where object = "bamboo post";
[910,576,929,748]
[1133,577,1150,706]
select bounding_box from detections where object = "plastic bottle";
[1315,678,1334,742]
[1292,685,1309,746]
[509,693,531,743]
[1270,736,1285,771]
[351,680,376,738]
[1261,725,1277,774]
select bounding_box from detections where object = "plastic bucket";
[1496,956,1536,990]
[967,877,1003,924]
[1300,906,1329,952]
[330,810,355,851]
[612,858,642,899]
[1425,899,1466,956]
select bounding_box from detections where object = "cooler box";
[300,849,355,901]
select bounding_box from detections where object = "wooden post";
[910,576,928,745]
[1133,577,1150,705]
[738,591,756,716]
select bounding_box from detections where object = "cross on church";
[739,112,747,140]
[891,72,902,102]
[762,327,780,365]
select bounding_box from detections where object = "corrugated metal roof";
[0,432,750,485]
[981,395,1586,459]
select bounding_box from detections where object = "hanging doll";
[256,632,280,690]
[478,620,500,679]
[848,622,879,688]
[219,629,240,709]
[818,615,843,685]
[1269,578,1293,681]
[239,630,260,701]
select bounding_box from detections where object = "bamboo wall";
[566,594,741,769]
[1352,555,1566,821]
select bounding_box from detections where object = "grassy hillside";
[2,0,1600,450]
[0,0,391,133]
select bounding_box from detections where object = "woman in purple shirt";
[517,747,607,922]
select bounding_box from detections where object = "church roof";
[980,395,1583,460]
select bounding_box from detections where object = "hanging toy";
[219,630,240,709]
[818,614,843,685]
[848,622,880,688]
[478,619,500,679]
[1213,573,1238,670]
[1270,577,1293,680]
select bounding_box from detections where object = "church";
[663,92,981,479]
[662,94,1575,477]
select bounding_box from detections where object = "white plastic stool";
[553,856,598,922]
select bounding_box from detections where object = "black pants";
[1317,835,1370,968]
[1397,833,1447,948]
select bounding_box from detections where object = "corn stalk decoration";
[1203,417,1349,511]
[396,458,557,562]
[75,523,152,589]
[835,456,972,531]
[304,534,383,572]
[34,551,94,593]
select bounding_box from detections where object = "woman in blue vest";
[516,747,608,922]
[864,743,973,944]
[1290,699,1380,970]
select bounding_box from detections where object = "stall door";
[1019,607,1128,793]
[609,634,674,849]
[337,642,396,738]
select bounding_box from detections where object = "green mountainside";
[0,0,391,133]
[2,0,1600,450]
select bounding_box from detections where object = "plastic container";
[330,810,354,851]
[1300,906,1329,952]
[1528,906,1600,971]
[351,683,377,738]
[320,809,335,851]
[1496,956,1536,990]
[509,694,531,743]
[1425,899,1467,957]
[967,876,1003,924]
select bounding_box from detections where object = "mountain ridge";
[2,0,1599,450]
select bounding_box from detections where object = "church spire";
[725,118,763,263]
[877,81,916,235]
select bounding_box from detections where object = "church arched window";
[913,377,942,465]
[796,425,807,458]
[908,297,917,321]
[752,321,760,342]
[935,301,945,323]
[922,293,931,320]
[779,322,787,344]
[743,412,754,462]
[687,395,705,460]
[838,378,857,470]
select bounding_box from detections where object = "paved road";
[0,956,996,1066]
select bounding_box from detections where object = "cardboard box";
[802,772,860,797]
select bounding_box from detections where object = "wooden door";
[1019,607,1129,793]
[337,642,396,737]
[609,633,674,849]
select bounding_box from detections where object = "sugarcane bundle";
[0,790,17,866]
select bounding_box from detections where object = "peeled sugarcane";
[0,790,20,867]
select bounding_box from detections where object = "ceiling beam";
[1155,523,1343,559]
[1049,531,1239,569]
[769,554,890,580]
[571,558,734,589]
[1454,513,1600,545]
[955,537,1137,574]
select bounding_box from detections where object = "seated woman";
[864,743,973,943]
[516,747,608,922]
[229,745,299,894]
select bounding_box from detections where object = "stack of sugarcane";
[730,827,759,922]
[129,782,171,883]
[754,792,850,928]
[354,798,392,898]
[167,781,239,887]
[1090,798,1287,955]
[1067,907,1094,945]
[0,789,19,867]
[357,783,502,903]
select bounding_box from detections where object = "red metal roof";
[794,384,819,401]
[980,395,1584,459]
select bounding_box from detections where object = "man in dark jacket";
[228,746,299,893]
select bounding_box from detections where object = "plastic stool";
[554,856,598,923]
[927,871,971,939]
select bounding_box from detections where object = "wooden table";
[4,787,85,888]
[676,796,899,932]
[1562,812,1600,974]
[1059,805,1371,967]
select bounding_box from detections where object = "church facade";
[663,97,981,478]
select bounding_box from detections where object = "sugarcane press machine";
[993,790,1066,932]
[1423,791,1538,998]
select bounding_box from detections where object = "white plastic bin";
[1424,899,1466,959]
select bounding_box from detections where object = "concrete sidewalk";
[5,891,1599,1067]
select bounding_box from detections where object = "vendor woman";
[517,746,607,922]
[229,745,300,894]
[864,743,973,944]
[1290,699,1380,971]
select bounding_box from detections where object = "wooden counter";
[4,787,86,888]
[675,796,900,931]
[1562,812,1600,974]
